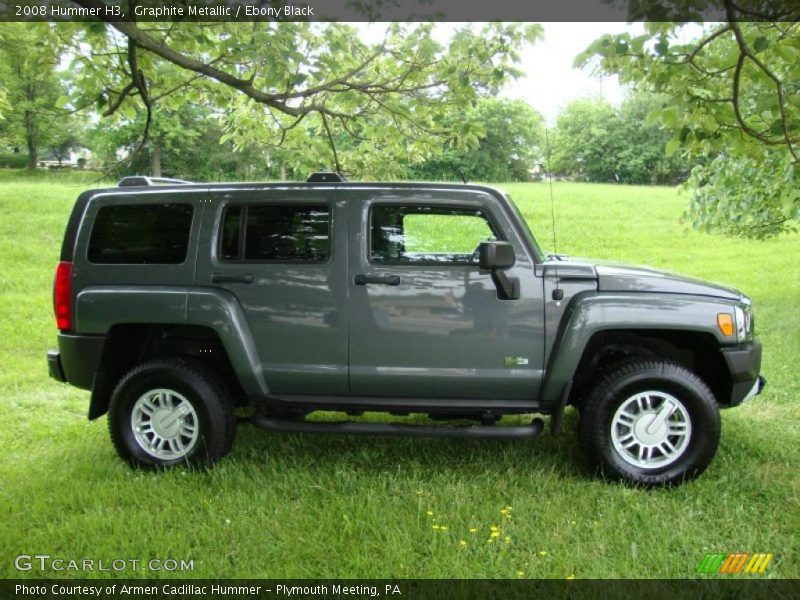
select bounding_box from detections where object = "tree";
[577,2,800,236]
[61,10,541,178]
[0,23,72,169]
[408,98,545,182]
[88,103,276,181]
[550,97,622,181]
[614,92,691,185]
[49,132,82,167]
[0,88,7,123]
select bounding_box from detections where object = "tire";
[108,357,236,469]
[579,360,720,487]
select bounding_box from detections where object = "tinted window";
[220,204,330,262]
[88,203,193,264]
[371,205,496,265]
[220,206,242,261]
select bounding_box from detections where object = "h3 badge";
[504,356,529,367]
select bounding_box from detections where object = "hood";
[547,255,741,301]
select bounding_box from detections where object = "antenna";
[544,129,563,301]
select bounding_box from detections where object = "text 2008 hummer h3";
[47,173,765,487]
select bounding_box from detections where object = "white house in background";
[38,147,92,169]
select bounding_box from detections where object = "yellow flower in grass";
[538,550,548,557]
[504,536,511,543]
[490,531,500,538]
[516,571,525,577]
[566,575,576,580]
[460,540,467,547]
[426,511,434,517]
[469,528,478,533]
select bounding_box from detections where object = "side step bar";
[251,413,544,439]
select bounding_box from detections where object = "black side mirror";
[479,241,519,300]
[479,241,515,270]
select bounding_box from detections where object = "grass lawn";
[0,170,797,579]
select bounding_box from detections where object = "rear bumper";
[722,339,765,407]
[46,332,106,391]
[47,349,66,383]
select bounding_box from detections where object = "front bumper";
[722,339,765,407]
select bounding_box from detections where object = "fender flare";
[541,292,736,432]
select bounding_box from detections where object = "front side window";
[370,205,497,265]
[88,203,193,264]
[220,204,330,262]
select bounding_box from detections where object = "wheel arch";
[569,329,731,410]
[543,293,737,433]
[89,323,248,420]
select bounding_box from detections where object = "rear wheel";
[579,360,720,487]
[108,358,235,469]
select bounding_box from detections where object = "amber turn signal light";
[717,313,734,336]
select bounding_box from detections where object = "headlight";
[735,306,746,341]
[734,300,754,342]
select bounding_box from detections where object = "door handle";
[354,274,400,286]
[211,273,254,284]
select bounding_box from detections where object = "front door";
[347,189,545,399]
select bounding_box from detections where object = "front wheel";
[108,358,236,469]
[579,360,720,487]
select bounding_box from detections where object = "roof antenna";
[545,128,563,302]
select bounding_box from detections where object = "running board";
[251,413,545,439]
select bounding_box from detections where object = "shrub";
[0,154,29,169]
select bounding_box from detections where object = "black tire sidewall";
[584,363,720,486]
[109,361,227,469]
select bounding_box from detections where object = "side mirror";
[478,241,519,300]
[479,241,515,270]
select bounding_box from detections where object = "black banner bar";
[2,579,800,600]
[1,0,799,22]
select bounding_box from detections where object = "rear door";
[196,187,349,395]
[347,188,545,399]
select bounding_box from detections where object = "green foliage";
[0,154,28,168]
[551,97,622,181]
[62,21,542,179]
[0,87,7,122]
[687,150,800,239]
[408,98,545,182]
[0,24,82,169]
[88,103,292,181]
[578,19,800,236]
[550,93,688,184]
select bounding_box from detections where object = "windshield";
[504,194,545,262]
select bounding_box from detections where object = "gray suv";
[47,173,764,486]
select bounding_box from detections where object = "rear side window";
[88,203,193,264]
[220,204,330,263]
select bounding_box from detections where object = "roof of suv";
[89,180,507,195]
[59,181,512,263]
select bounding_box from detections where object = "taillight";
[54,261,73,331]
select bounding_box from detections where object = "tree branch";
[725,0,798,162]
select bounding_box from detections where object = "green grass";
[0,173,798,579]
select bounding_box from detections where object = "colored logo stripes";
[697,552,773,574]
